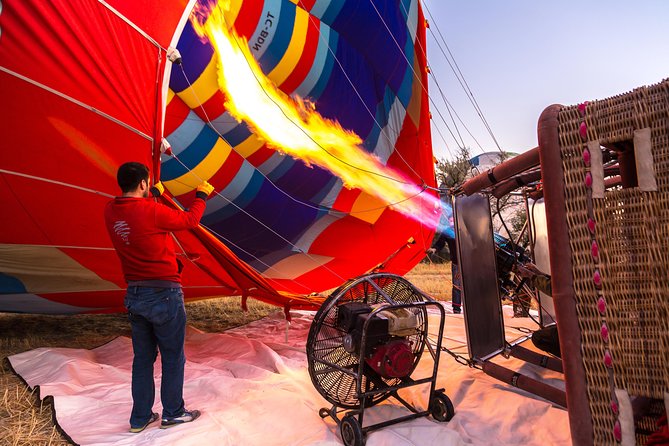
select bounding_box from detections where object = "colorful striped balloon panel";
[162,0,436,294]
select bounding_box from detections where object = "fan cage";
[306,274,430,409]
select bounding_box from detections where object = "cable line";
[421,0,504,155]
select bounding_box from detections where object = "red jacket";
[104,196,206,283]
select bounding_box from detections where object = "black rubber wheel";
[429,391,455,422]
[318,408,330,419]
[340,415,365,446]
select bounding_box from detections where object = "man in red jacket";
[105,162,214,433]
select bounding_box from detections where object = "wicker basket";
[540,79,669,445]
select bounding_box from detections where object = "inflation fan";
[306,273,454,446]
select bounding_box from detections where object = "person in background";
[429,231,461,314]
[435,234,461,314]
[104,162,214,433]
[429,197,461,314]
[447,238,462,314]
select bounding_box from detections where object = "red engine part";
[365,339,414,378]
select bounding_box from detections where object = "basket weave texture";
[558,79,669,444]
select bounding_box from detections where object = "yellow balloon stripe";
[235,133,266,158]
[267,6,310,86]
[164,137,233,195]
[226,0,244,26]
[166,88,176,106]
[175,57,219,109]
[406,52,423,129]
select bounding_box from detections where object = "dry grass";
[406,262,454,300]
[0,262,452,445]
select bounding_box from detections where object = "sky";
[423,0,669,161]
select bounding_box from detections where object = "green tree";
[509,205,529,247]
[434,147,473,189]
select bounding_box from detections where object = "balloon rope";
[420,0,504,155]
[176,64,430,215]
[298,0,470,188]
[297,2,432,184]
[365,1,473,157]
[0,168,114,198]
[221,31,417,187]
[372,0,503,162]
[168,153,350,286]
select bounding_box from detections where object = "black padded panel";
[454,194,506,361]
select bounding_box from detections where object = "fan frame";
[307,273,433,409]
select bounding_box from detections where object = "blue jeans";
[451,262,462,311]
[124,286,186,428]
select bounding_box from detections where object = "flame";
[190,2,440,227]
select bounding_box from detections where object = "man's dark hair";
[117,162,150,193]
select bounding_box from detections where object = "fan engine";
[338,302,418,378]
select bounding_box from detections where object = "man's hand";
[196,181,215,199]
[150,182,165,197]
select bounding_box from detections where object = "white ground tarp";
[9,306,570,445]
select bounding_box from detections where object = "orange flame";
[190,2,440,227]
